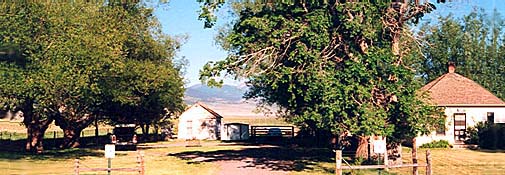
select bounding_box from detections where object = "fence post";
[335,150,342,175]
[139,151,145,175]
[74,159,80,175]
[137,151,141,174]
[251,127,255,140]
[384,137,389,171]
[291,126,294,138]
[412,138,418,175]
[53,131,57,148]
[426,149,432,175]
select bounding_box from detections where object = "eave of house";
[437,104,505,107]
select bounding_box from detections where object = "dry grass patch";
[294,148,505,175]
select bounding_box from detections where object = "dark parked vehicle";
[110,124,138,150]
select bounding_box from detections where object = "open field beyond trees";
[0,116,289,141]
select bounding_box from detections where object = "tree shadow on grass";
[168,145,335,173]
[0,139,102,161]
[0,148,103,161]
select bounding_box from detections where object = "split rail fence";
[250,125,295,138]
[335,149,432,175]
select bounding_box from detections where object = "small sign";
[373,140,386,154]
[105,144,115,158]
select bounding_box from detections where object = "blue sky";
[154,0,504,87]
[154,0,234,86]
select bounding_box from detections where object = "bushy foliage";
[420,140,451,148]
[465,124,481,145]
[470,122,505,149]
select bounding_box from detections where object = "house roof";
[192,102,223,118]
[420,71,505,106]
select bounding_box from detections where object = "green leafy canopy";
[199,1,445,143]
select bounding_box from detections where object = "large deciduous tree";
[0,1,185,151]
[98,4,185,138]
[199,1,444,157]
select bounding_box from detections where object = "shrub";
[466,122,505,149]
[479,123,505,149]
[420,140,451,148]
[465,122,486,145]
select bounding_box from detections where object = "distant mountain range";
[184,84,248,104]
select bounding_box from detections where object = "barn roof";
[193,102,223,118]
[420,64,505,106]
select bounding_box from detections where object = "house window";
[187,120,193,136]
[487,112,495,124]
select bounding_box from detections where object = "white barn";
[178,102,222,140]
[416,63,505,146]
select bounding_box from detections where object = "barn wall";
[177,105,221,140]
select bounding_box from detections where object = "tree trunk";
[25,121,52,153]
[145,124,150,135]
[55,113,95,149]
[355,135,369,159]
[22,100,54,153]
[60,127,85,148]
[145,124,150,141]
[388,143,403,165]
[140,124,146,136]
[153,124,159,141]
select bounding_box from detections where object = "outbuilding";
[416,63,505,146]
[221,123,249,141]
[177,102,222,140]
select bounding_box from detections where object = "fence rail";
[335,149,432,175]
[250,125,294,138]
[74,151,145,175]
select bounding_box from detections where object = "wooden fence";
[74,151,145,175]
[250,125,294,138]
[335,149,432,175]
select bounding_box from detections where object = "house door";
[454,113,466,142]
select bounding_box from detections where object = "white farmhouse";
[416,63,505,146]
[177,102,222,140]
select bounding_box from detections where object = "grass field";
[0,120,114,141]
[293,148,505,175]
[3,119,505,175]
[1,116,289,141]
[0,145,225,175]
[2,141,505,175]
